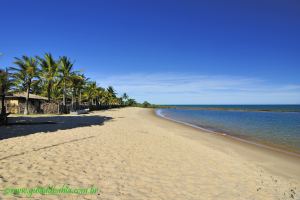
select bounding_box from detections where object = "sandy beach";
[0,107,299,200]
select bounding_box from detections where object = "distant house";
[4,93,48,114]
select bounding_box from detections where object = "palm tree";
[51,80,63,103]
[37,53,58,101]
[127,98,137,106]
[69,73,86,110]
[2,52,135,114]
[96,87,105,106]
[85,81,98,105]
[122,93,129,105]
[0,68,9,115]
[30,78,42,95]
[58,56,74,107]
[106,86,118,108]
[10,56,39,115]
[116,97,123,106]
[107,86,117,98]
[76,74,89,105]
[101,90,112,107]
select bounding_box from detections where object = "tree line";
[0,53,138,115]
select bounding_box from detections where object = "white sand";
[0,107,299,200]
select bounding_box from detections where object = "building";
[4,93,48,114]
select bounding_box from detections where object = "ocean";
[156,105,300,155]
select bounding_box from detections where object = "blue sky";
[1,0,299,104]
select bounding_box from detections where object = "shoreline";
[155,108,300,158]
[1,107,299,199]
[150,108,300,179]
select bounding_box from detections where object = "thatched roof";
[6,92,48,101]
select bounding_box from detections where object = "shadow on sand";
[0,115,113,140]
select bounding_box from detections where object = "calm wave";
[156,105,300,154]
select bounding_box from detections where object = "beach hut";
[4,92,48,114]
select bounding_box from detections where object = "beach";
[0,107,299,199]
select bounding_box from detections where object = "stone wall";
[4,100,124,115]
[41,102,61,114]
[18,100,40,114]
[5,99,42,114]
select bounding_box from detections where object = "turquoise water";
[156,105,300,154]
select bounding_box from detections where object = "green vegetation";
[0,53,149,115]
[37,53,58,102]
[10,56,40,115]
[0,68,9,115]
[0,68,10,125]
[134,103,174,109]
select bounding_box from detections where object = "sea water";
[156,105,300,154]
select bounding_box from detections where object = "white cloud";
[94,73,300,104]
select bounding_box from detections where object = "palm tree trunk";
[71,95,74,111]
[1,92,5,115]
[24,86,30,115]
[1,69,7,115]
[79,90,82,105]
[63,81,66,106]
[71,88,75,111]
[96,97,99,107]
[47,82,51,102]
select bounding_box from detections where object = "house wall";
[18,99,41,114]
[5,99,62,114]
[6,99,19,114]
[5,98,42,114]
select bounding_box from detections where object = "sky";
[0,0,300,104]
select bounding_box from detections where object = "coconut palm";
[58,56,74,107]
[122,93,129,105]
[69,73,86,110]
[116,97,123,106]
[51,80,63,103]
[37,53,58,101]
[84,81,98,105]
[76,74,89,105]
[0,68,9,115]
[127,98,137,106]
[105,86,118,108]
[10,56,40,115]
[101,90,112,106]
[2,52,134,115]
[95,87,105,106]
[107,86,117,98]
